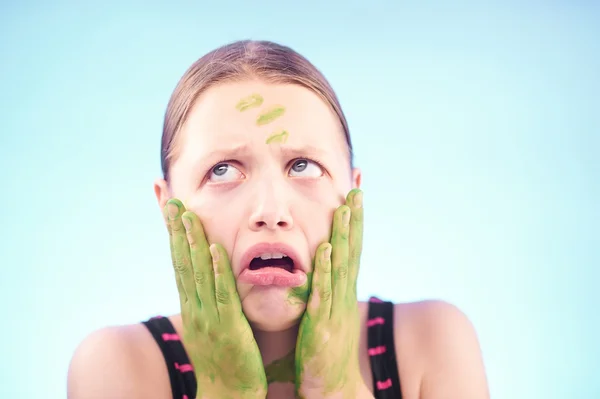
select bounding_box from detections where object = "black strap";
[367,297,403,399]
[142,316,197,399]
[143,302,402,399]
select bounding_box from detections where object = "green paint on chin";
[265,349,296,384]
[235,93,264,111]
[256,105,286,125]
[287,271,312,306]
[265,130,289,144]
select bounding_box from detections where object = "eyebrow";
[192,143,329,170]
[280,144,328,159]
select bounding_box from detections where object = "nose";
[248,182,293,231]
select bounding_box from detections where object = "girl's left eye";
[208,163,244,182]
[289,159,323,178]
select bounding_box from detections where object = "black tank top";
[142,296,402,399]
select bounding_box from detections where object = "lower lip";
[238,267,307,287]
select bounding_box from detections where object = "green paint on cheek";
[265,130,289,144]
[265,350,296,384]
[256,105,285,125]
[287,272,312,306]
[235,93,264,111]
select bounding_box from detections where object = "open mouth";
[239,244,306,287]
[248,252,294,273]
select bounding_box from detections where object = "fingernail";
[182,216,191,231]
[323,245,332,261]
[167,202,179,220]
[353,191,363,208]
[342,209,350,227]
[210,244,220,262]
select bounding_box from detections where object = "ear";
[153,178,171,210]
[351,167,362,189]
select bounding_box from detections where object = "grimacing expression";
[156,80,360,330]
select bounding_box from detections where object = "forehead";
[179,80,345,152]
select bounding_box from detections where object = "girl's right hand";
[164,198,268,399]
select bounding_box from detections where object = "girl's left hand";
[295,188,372,398]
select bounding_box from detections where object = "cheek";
[306,220,332,257]
[293,177,348,208]
[184,194,243,252]
[293,193,337,254]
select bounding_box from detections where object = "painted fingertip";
[166,199,181,220]
[353,191,363,208]
[181,216,192,231]
[209,244,220,263]
[323,244,332,261]
[167,198,183,206]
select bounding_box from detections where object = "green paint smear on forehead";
[256,105,286,125]
[235,94,264,111]
[287,271,312,306]
[265,130,289,144]
[265,350,296,384]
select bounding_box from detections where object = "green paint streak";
[287,271,312,306]
[256,105,285,125]
[265,350,296,384]
[235,93,264,111]
[265,130,289,144]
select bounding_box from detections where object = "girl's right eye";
[208,163,245,183]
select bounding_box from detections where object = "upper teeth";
[256,252,288,260]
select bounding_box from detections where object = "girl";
[68,40,489,399]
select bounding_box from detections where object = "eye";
[208,163,244,182]
[289,159,323,178]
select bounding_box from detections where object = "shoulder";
[393,300,477,342]
[67,321,172,399]
[393,300,490,398]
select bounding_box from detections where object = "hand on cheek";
[164,199,268,399]
[295,189,368,398]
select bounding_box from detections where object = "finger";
[210,243,243,322]
[163,205,186,305]
[345,189,364,296]
[287,270,312,307]
[307,243,332,319]
[330,205,350,317]
[167,199,198,305]
[181,210,217,313]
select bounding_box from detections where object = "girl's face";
[155,80,361,331]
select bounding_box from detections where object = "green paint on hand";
[256,106,285,125]
[235,93,264,111]
[265,130,289,144]
[166,206,268,399]
[287,271,312,306]
[295,193,366,398]
[265,350,296,384]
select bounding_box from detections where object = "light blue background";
[1,1,598,398]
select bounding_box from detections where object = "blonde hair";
[161,40,353,181]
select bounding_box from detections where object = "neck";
[254,324,299,385]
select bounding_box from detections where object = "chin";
[241,285,306,332]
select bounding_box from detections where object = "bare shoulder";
[67,321,171,399]
[394,300,490,399]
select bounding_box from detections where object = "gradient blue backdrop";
[1,1,598,398]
